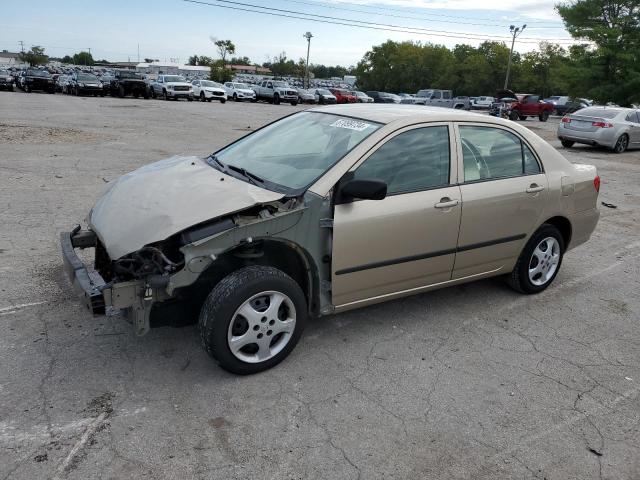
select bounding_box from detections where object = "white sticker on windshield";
[330,119,372,131]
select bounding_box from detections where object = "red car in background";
[329,88,357,104]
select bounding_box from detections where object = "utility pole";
[504,24,526,90]
[19,40,24,53]
[86,47,91,66]
[137,43,140,63]
[303,31,313,89]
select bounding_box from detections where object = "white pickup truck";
[253,80,298,105]
[149,75,193,101]
[414,89,470,109]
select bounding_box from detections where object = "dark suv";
[366,91,400,104]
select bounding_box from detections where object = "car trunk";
[563,114,609,133]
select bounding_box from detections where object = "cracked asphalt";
[1,91,639,480]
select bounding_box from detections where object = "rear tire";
[539,111,549,122]
[613,134,629,154]
[509,111,519,121]
[233,93,238,102]
[561,140,575,148]
[118,85,125,98]
[290,101,298,106]
[199,266,307,375]
[508,224,564,294]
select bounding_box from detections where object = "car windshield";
[233,83,248,88]
[417,90,433,97]
[27,70,50,77]
[164,76,186,82]
[272,81,289,87]
[212,112,382,192]
[317,89,331,95]
[200,81,218,87]
[77,74,98,81]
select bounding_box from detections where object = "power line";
[281,0,565,25]
[279,0,567,29]
[182,0,582,44]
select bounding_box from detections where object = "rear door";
[453,123,548,279]
[332,124,461,307]
[625,111,640,146]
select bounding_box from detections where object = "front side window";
[214,112,381,192]
[442,91,452,100]
[432,91,442,99]
[460,126,541,182]
[352,126,450,195]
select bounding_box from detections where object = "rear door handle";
[435,198,459,209]
[526,184,545,194]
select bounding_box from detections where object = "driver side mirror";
[339,179,387,203]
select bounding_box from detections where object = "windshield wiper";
[227,164,265,185]
[209,155,227,172]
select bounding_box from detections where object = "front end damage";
[61,194,330,336]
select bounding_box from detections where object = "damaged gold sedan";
[61,105,600,374]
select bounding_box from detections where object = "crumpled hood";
[89,156,284,259]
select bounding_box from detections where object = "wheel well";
[183,239,318,316]
[543,216,572,248]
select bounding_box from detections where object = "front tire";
[118,85,125,98]
[273,93,280,105]
[539,111,549,122]
[199,266,307,375]
[509,111,519,121]
[508,224,564,294]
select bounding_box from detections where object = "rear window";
[576,108,620,119]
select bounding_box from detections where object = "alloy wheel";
[227,291,296,364]
[528,237,560,286]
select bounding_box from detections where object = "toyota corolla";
[61,105,600,374]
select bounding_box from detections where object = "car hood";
[165,82,192,88]
[89,156,284,259]
[236,88,255,95]
[204,87,225,92]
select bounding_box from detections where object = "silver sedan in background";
[557,106,640,153]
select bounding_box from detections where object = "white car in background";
[354,91,374,103]
[471,96,495,109]
[224,82,257,102]
[191,80,227,103]
[150,75,193,101]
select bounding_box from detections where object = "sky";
[0,0,576,67]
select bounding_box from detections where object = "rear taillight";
[594,175,601,192]
[592,121,613,128]
[561,117,571,123]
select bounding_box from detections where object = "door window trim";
[453,122,544,186]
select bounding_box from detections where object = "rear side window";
[442,91,452,100]
[353,126,450,195]
[460,126,540,182]
[626,111,640,123]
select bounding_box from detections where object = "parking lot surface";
[1,92,639,480]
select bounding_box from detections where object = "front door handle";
[435,198,459,209]
[526,184,545,194]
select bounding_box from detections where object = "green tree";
[229,56,252,65]
[19,46,48,66]
[209,60,233,83]
[211,38,236,68]
[72,51,94,66]
[556,0,640,104]
[61,55,73,64]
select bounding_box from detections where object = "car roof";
[308,104,507,125]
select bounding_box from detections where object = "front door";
[453,123,548,279]
[332,124,461,308]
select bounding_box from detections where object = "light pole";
[504,24,526,90]
[303,31,313,89]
